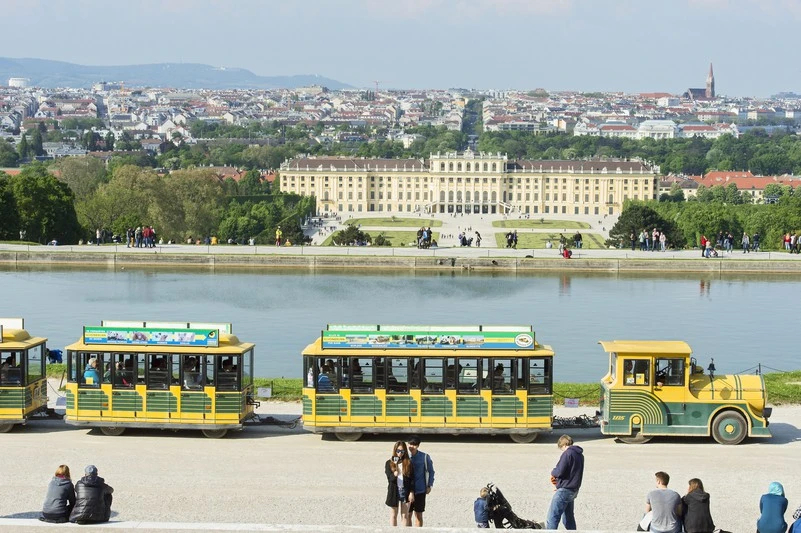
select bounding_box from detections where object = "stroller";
[485,483,543,529]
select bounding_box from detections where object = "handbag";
[637,511,652,531]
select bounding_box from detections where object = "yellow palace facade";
[278,151,659,216]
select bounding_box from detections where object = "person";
[474,487,490,528]
[385,440,414,527]
[645,471,682,533]
[317,364,335,393]
[83,358,101,387]
[69,465,114,524]
[682,478,715,533]
[407,436,434,527]
[183,357,202,389]
[789,505,801,533]
[475,231,482,247]
[562,246,572,259]
[545,434,584,530]
[757,482,788,533]
[40,464,76,523]
[275,225,283,246]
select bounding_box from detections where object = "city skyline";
[1,0,800,96]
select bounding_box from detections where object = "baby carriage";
[485,483,543,529]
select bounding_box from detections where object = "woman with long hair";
[40,464,76,523]
[682,478,715,533]
[385,440,414,526]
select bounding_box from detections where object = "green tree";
[30,128,44,157]
[8,163,81,244]
[331,224,372,246]
[609,203,684,248]
[0,172,20,239]
[105,132,115,151]
[83,131,98,151]
[17,134,29,159]
[0,141,19,167]
[54,156,108,201]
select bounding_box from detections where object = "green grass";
[322,231,439,247]
[253,378,303,401]
[0,240,41,245]
[763,370,801,405]
[343,218,443,227]
[494,232,606,249]
[492,220,590,229]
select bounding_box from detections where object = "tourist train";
[0,319,772,443]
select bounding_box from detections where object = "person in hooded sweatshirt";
[40,464,76,523]
[69,465,114,524]
[757,482,788,533]
[682,478,715,533]
[545,434,584,530]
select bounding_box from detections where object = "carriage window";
[623,359,650,386]
[456,358,478,394]
[217,355,240,391]
[111,353,135,388]
[374,357,386,389]
[182,355,202,390]
[242,349,253,388]
[486,358,513,394]
[147,354,170,389]
[26,344,44,383]
[0,350,23,385]
[136,353,146,384]
[203,355,214,386]
[528,358,551,394]
[315,356,338,393]
[350,357,373,393]
[422,358,444,394]
[76,352,107,387]
[387,358,409,394]
[445,357,458,388]
[655,358,684,386]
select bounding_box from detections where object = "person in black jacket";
[682,478,715,533]
[385,440,414,526]
[40,464,76,523]
[69,465,114,524]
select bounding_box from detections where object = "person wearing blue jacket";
[757,482,788,533]
[407,436,434,527]
[83,358,101,387]
[545,434,584,530]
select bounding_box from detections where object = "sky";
[1,0,800,96]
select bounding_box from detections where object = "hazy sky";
[2,0,799,96]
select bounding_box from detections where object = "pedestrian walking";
[545,434,584,530]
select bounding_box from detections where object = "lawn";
[494,232,606,249]
[492,220,591,229]
[322,231,440,247]
[343,217,442,227]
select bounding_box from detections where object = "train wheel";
[100,427,126,436]
[617,431,652,444]
[334,430,363,442]
[509,432,538,443]
[0,423,14,433]
[202,428,228,439]
[712,411,747,445]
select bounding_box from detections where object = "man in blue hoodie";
[545,434,584,530]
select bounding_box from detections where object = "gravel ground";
[0,398,798,532]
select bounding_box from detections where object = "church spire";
[706,62,715,99]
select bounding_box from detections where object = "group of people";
[40,464,114,524]
[783,232,801,253]
[631,228,668,252]
[124,226,157,248]
[416,227,435,249]
[504,230,518,248]
[384,436,435,527]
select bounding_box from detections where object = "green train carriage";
[0,318,48,433]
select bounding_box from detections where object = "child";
[474,487,490,528]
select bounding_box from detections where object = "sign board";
[322,327,535,350]
[257,387,272,398]
[563,398,580,408]
[84,326,220,347]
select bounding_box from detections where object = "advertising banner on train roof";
[321,329,535,350]
[83,326,220,347]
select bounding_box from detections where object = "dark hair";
[687,478,704,494]
[655,471,670,486]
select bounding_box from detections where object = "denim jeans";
[545,488,578,530]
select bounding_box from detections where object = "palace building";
[278,151,659,216]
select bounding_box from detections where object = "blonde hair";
[557,434,573,448]
[479,487,489,498]
[55,465,71,479]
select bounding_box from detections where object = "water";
[1,266,798,382]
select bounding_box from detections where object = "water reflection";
[1,265,799,382]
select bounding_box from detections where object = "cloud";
[359,0,572,19]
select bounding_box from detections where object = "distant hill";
[0,57,353,90]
